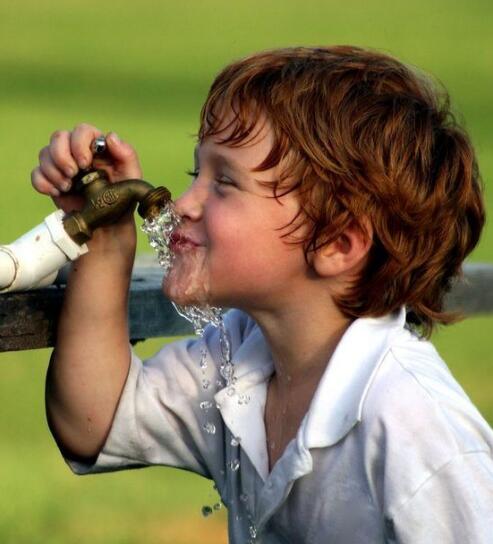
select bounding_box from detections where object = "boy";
[32,46,492,543]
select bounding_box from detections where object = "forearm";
[46,228,135,460]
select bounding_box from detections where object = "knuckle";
[73,149,88,163]
[121,144,136,158]
[31,168,43,190]
[50,129,66,142]
[75,122,99,134]
[38,146,49,162]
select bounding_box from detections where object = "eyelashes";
[186,169,199,179]
[185,169,236,188]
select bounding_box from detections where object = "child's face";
[163,119,311,311]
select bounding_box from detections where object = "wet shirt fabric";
[68,308,493,543]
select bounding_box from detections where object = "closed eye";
[214,177,236,187]
[186,169,237,192]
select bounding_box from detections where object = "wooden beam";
[0,259,492,353]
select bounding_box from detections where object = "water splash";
[141,202,180,273]
[142,203,223,336]
[172,302,223,337]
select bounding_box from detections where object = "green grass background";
[0,1,492,542]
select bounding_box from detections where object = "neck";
[248,289,351,389]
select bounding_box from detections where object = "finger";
[49,130,79,178]
[105,132,142,179]
[31,166,61,197]
[38,148,72,192]
[70,123,103,169]
[51,193,86,214]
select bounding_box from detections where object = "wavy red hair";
[198,46,485,336]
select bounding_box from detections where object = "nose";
[173,182,206,221]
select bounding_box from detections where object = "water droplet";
[249,524,257,538]
[230,436,241,447]
[227,386,236,397]
[201,505,213,517]
[216,379,224,388]
[229,459,240,471]
[213,502,222,511]
[200,347,208,371]
[240,493,249,503]
[238,394,250,405]
[200,400,213,411]
[202,379,211,390]
[203,422,216,434]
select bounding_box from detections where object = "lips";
[169,231,202,251]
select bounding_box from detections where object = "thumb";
[105,132,142,179]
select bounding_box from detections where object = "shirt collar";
[303,306,407,449]
[214,326,274,479]
[214,307,407,479]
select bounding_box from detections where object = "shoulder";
[363,327,492,453]
[358,328,493,506]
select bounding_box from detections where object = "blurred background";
[0,1,491,542]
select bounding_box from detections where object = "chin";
[161,276,211,307]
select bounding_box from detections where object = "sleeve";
[390,451,493,543]
[67,309,252,482]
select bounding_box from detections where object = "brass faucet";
[63,161,171,245]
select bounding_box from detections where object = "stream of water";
[142,205,257,541]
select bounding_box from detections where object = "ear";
[312,218,373,278]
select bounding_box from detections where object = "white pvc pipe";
[0,209,88,293]
[0,248,17,290]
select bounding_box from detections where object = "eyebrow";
[194,146,247,175]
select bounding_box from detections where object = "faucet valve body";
[62,169,171,245]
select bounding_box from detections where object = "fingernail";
[79,156,90,169]
[65,166,77,178]
[50,187,61,197]
[62,181,72,192]
[108,132,120,144]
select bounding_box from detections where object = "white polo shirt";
[69,308,493,543]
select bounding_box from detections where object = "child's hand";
[31,123,143,214]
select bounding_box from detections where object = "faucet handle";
[91,135,107,156]
[71,169,110,194]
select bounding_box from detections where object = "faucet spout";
[62,169,171,245]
